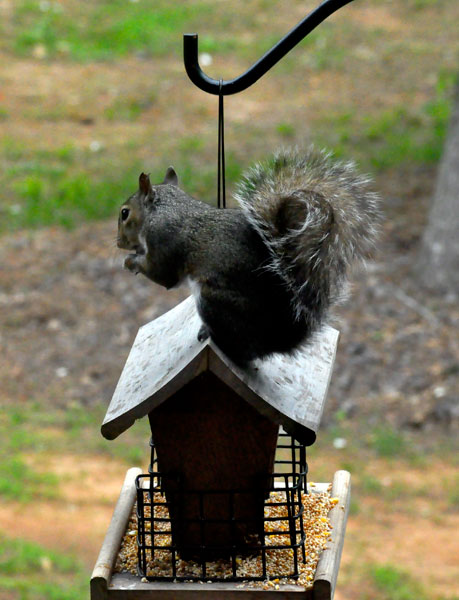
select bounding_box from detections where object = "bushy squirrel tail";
[235,146,382,329]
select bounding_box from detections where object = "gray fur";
[118,148,381,366]
[235,146,382,326]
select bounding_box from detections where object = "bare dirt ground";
[1,164,457,430]
[0,455,129,562]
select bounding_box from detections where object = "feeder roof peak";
[101,296,338,445]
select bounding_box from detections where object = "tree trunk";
[415,81,459,298]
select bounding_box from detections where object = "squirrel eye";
[121,208,130,221]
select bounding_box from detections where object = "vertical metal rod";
[172,547,177,579]
[217,81,226,209]
[229,492,237,577]
[199,491,207,579]
[300,508,306,564]
[302,446,308,493]
[150,486,156,563]
[261,540,267,579]
[302,448,308,562]
[293,532,299,577]
[138,485,147,575]
[177,474,184,572]
[291,436,296,476]
[285,474,296,550]
[136,483,143,575]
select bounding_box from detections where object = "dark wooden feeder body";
[149,372,279,557]
[102,297,338,559]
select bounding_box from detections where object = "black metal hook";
[184,0,355,96]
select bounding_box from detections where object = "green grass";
[104,92,158,122]
[311,412,455,467]
[315,69,456,170]
[11,170,136,230]
[2,0,348,66]
[409,0,443,7]
[360,473,384,495]
[370,564,428,600]
[0,534,88,600]
[0,3,456,231]
[0,456,59,503]
[0,138,142,232]
[445,474,459,510]
[301,26,347,72]
[3,0,280,64]
[0,132,246,232]
[9,1,213,61]
[276,122,296,139]
[0,535,75,574]
[0,410,59,503]
[6,0,447,69]
[368,426,408,459]
[0,402,151,469]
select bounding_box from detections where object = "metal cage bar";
[136,431,309,582]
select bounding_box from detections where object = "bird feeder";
[91,297,351,599]
[91,1,359,593]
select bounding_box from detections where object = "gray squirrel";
[117,147,381,366]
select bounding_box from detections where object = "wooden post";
[313,471,351,600]
[91,467,141,600]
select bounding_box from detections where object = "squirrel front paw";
[124,254,141,274]
[197,324,210,343]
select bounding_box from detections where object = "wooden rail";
[90,470,350,599]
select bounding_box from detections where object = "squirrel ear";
[163,166,178,186]
[139,172,152,197]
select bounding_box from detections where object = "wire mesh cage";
[135,431,309,582]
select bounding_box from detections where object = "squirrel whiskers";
[117,146,381,366]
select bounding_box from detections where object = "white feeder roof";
[102,296,339,446]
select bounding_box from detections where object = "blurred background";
[0,0,458,598]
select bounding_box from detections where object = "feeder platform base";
[91,468,350,600]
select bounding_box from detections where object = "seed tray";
[91,468,350,599]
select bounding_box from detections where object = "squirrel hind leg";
[198,324,252,368]
[197,324,210,343]
[210,333,256,368]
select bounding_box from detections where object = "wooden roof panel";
[102,297,339,444]
[102,297,207,439]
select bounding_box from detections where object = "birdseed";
[115,486,337,589]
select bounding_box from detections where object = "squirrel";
[117,147,381,367]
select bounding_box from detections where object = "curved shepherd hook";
[184,0,355,96]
